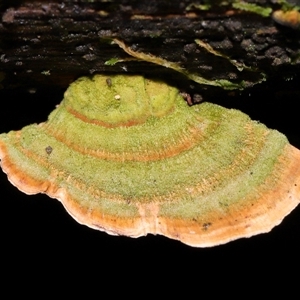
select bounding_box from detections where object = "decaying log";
[0,0,300,99]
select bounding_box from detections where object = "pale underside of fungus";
[0,75,300,247]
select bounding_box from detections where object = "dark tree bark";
[1,0,300,98]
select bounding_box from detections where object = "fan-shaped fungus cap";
[0,75,299,247]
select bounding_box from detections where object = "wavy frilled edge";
[0,128,300,247]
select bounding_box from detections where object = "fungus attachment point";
[0,75,300,247]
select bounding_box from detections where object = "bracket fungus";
[0,75,300,247]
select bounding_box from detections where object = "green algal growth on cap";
[0,74,299,247]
